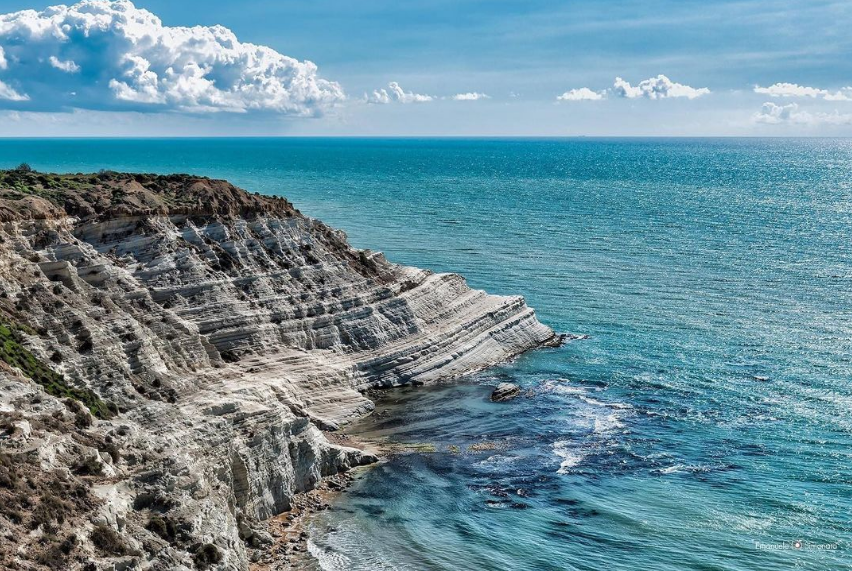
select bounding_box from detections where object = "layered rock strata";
[0,171,556,570]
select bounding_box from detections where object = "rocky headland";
[0,167,556,570]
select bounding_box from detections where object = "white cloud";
[555,76,708,102]
[753,102,852,125]
[613,75,710,99]
[366,89,391,104]
[0,79,28,101]
[48,56,80,73]
[0,0,344,115]
[754,82,852,102]
[366,82,434,104]
[753,102,801,124]
[387,81,433,103]
[557,87,606,101]
[754,83,825,98]
[824,88,852,102]
[452,92,490,101]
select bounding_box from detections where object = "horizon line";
[1,135,851,140]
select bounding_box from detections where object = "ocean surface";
[2,138,850,570]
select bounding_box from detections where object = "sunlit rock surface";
[0,172,554,570]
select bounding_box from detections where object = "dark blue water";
[2,138,850,570]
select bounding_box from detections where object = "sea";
[1,138,850,570]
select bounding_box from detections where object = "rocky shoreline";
[0,169,555,570]
[252,431,382,571]
[251,470,357,571]
[271,379,534,571]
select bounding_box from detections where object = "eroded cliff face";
[0,171,556,570]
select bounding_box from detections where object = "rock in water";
[0,171,554,570]
[491,382,522,401]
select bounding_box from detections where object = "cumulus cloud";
[0,0,344,115]
[452,92,490,101]
[366,82,434,104]
[613,75,710,99]
[824,88,852,102]
[754,83,852,102]
[366,89,391,104]
[753,102,802,124]
[753,102,852,126]
[557,87,606,101]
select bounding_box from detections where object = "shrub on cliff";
[91,523,137,556]
[35,533,77,570]
[194,543,223,568]
[72,455,103,476]
[31,492,73,531]
[147,514,178,543]
[0,453,19,490]
[0,322,115,419]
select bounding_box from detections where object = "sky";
[0,0,851,136]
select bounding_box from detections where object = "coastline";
[253,378,518,570]
[255,431,382,571]
[260,336,571,568]
[0,170,556,570]
[264,379,522,571]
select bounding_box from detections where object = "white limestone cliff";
[0,173,556,570]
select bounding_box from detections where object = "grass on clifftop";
[0,322,115,419]
[0,164,95,206]
[0,164,202,206]
[1,165,297,222]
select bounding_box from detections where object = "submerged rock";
[491,382,521,402]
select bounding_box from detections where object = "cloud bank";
[0,0,344,115]
[753,102,852,125]
[753,83,852,102]
[613,75,710,99]
[557,87,606,101]
[366,82,434,104]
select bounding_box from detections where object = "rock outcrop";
[0,170,555,570]
[490,382,522,402]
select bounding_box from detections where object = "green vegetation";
[0,322,114,419]
[1,167,212,208]
[90,523,137,556]
[0,167,94,205]
[72,455,103,476]
[0,167,293,223]
[147,514,179,543]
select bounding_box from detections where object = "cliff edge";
[0,168,556,570]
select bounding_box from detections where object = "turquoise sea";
[1,138,850,570]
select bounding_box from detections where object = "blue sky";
[1,0,851,136]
